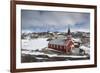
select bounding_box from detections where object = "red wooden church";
[48,27,74,53]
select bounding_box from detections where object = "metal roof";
[49,38,81,46]
[49,38,74,46]
[49,39,66,46]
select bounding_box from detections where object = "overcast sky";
[21,10,90,33]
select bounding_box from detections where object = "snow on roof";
[49,39,65,45]
[49,38,74,46]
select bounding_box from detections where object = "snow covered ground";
[22,38,49,50]
[80,45,90,54]
[22,50,88,58]
[21,38,90,63]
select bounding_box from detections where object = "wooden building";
[48,27,75,54]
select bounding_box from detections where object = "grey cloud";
[21,10,90,32]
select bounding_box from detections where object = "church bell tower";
[67,26,72,39]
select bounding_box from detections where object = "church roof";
[49,38,74,46]
[49,39,66,46]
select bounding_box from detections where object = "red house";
[48,27,74,54]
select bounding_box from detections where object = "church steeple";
[67,25,71,39]
[68,26,71,35]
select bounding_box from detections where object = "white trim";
[16,4,95,69]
